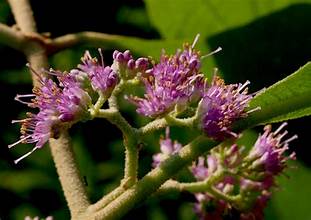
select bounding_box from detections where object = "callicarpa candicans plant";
[9,34,297,219]
[1,1,310,219]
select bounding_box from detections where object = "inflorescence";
[9,35,296,220]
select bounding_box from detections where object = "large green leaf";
[145,0,311,39]
[267,161,311,220]
[236,62,311,129]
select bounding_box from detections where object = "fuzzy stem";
[88,185,126,212]
[97,109,139,184]
[165,115,196,128]
[7,0,90,217]
[158,170,240,204]
[7,0,48,86]
[0,23,26,50]
[7,0,36,33]
[138,118,168,136]
[93,136,218,219]
[49,132,90,216]
[46,31,151,55]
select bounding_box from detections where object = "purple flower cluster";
[152,127,182,167]
[128,39,204,117]
[199,76,253,140]
[125,37,253,141]
[246,123,297,176]
[10,69,92,163]
[191,124,296,220]
[78,50,118,95]
[10,50,121,163]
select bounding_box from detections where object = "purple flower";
[199,76,253,140]
[9,110,59,164]
[247,123,297,176]
[152,127,182,167]
[191,124,296,219]
[78,50,118,95]
[10,67,92,163]
[193,193,227,220]
[191,156,217,181]
[128,39,204,117]
[112,50,149,79]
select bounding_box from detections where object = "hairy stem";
[97,109,139,184]
[7,0,90,217]
[0,23,26,50]
[7,0,48,86]
[7,0,36,33]
[93,136,218,219]
[138,118,168,136]
[89,184,126,212]
[46,31,149,54]
[50,132,90,216]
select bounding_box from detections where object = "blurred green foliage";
[0,0,310,219]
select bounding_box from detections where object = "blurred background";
[0,0,311,219]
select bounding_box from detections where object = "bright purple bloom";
[10,68,92,163]
[199,76,253,140]
[152,127,182,167]
[247,123,297,176]
[128,39,204,117]
[79,50,118,95]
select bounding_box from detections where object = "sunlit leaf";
[236,62,311,129]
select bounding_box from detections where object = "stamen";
[237,80,250,93]
[98,48,104,66]
[252,87,266,96]
[278,131,288,141]
[274,122,288,135]
[14,146,38,164]
[26,63,44,83]
[11,119,28,124]
[246,106,261,114]
[15,94,35,105]
[201,47,222,59]
[165,127,170,139]
[8,135,31,148]
[283,135,298,144]
[191,34,201,49]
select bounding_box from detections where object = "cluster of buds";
[112,50,149,79]
[152,127,182,167]
[152,124,296,220]
[190,123,296,220]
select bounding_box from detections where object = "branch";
[97,109,139,184]
[7,0,48,86]
[47,31,149,55]
[0,23,26,50]
[7,0,37,33]
[7,0,91,218]
[49,132,90,216]
[138,118,168,136]
[93,136,218,219]
[158,173,240,204]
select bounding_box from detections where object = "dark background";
[0,0,310,219]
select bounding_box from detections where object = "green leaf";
[268,161,311,220]
[236,62,311,129]
[0,170,54,193]
[145,0,311,39]
[0,68,32,84]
